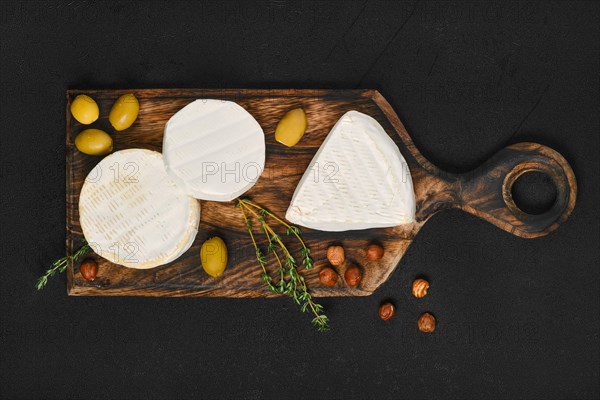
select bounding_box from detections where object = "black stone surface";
[0,1,598,399]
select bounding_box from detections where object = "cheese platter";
[65,88,577,300]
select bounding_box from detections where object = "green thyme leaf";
[237,198,329,332]
[36,240,91,290]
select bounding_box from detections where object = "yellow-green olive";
[109,93,139,131]
[200,236,228,277]
[275,108,307,147]
[70,94,99,125]
[75,129,113,156]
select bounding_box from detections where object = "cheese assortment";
[78,100,416,270]
[286,111,416,231]
[163,99,266,201]
[79,149,200,269]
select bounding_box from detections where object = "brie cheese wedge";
[79,149,200,269]
[286,110,416,231]
[163,99,265,201]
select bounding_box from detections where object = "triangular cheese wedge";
[286,111,416,231]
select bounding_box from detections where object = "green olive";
[109,93,139,131]
[70,94,99,125]
[200,236,228,277]
[75,129,113,156]
[275,108,307,147]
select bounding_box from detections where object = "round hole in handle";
[502,161,562,220]
[510,171,558,215]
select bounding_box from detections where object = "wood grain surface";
[66,89,577,297]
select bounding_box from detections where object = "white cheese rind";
[79,149,200,269]
[163,99,265,202]
[286,111,416,231]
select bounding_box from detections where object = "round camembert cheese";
[79,149,200,269]
[163,99,265,201]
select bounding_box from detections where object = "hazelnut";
[344,265,362,287]
[326,245,345,266]
[412,278,429,298]
[378,302,396,321]
[418,312,436,333]
[319,267,338,287]
[80,258,98,281]
[366,244,384,261]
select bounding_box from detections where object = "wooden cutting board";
[66,89,577,297]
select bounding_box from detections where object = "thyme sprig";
[236,198,329,332]
[35,240,91,290]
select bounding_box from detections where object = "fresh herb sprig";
[236,198,329,332]
[35,240,91,290]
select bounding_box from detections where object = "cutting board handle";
[418,142,577,238]
[459,142,576,238]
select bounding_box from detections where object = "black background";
[1,1,598,399]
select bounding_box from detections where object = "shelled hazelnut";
[418,312,436,333]
[80,258,98,281]
[319,267,338,287]
[378,302,396,321]
[344,265,362,288]
[365,243,384,261]
[326,245,345,266]
[412,278,430,298]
